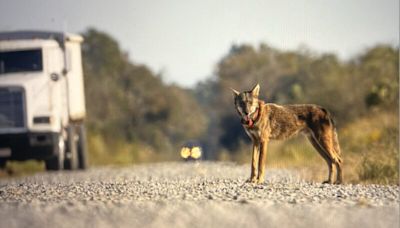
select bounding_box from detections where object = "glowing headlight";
[190,147,202,159]
[180,147,191,159]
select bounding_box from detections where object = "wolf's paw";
[334,180,342,185]
[245,177,257,184]
[322,180,333,184]
[256,178,265,184]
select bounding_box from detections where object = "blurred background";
[0,0,398,184]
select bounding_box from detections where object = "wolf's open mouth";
[241,116,253,127]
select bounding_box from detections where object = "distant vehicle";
[0,31,88,171]
[180,141,202,161]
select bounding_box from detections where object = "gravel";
[0,162,398,228]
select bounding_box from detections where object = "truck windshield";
[0,49,43,74]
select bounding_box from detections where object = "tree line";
[81,28,398,163]
[195,43,398,158]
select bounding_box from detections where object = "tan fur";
[232,84,343,184]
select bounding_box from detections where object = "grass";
[0,160,45,178]
[340,112,399,185]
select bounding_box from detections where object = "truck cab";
[0,31,88,171]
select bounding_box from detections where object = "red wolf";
[232,84,343,184]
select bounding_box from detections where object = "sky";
[0,0,398,87]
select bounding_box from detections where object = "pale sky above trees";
[0,0,398,87]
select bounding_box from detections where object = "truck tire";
[77,124,88,169]
[64,125,79,170]
[45,135,65,171]
[0,159,6,170]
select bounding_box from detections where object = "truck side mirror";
[62,68,68,76]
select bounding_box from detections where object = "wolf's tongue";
[248,119,253,127]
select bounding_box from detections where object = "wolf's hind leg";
[307,135,333,184]
[332,129,343,184]
[315,127,345,184]
[334,162,343,184]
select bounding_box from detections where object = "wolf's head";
[231,84,260,127]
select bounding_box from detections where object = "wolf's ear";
[230,88,240,97]
[251,84,260,97]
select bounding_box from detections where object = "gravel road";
[0,162,398,228]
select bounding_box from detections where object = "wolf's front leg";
[246,143,259,183]
[257,140,268,184]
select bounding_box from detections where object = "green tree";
[82,28,207,163]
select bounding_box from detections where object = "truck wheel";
[64,125,79,170]
[0,159,6,170]
[45,135,65,171]
[77,124,88,169]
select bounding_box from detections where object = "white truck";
[0,31,88,171]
